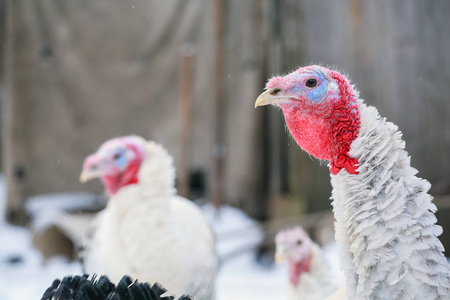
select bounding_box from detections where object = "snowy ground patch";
[202,203,289,300]
[0,176,82,299]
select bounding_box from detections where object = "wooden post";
[2,0,30,224]
[210,0,226,209]
[178,43,196,198]
[263,0,289,217]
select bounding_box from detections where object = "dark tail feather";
[41,274,195,300]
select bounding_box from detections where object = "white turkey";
[275,226,340,300]
[79,136,217,300]
[255,65,450,299]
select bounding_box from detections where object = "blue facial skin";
[307,70,328,103]
[115,150,128,169]
[288,69,329,103]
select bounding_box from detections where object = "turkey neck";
[330,101,450,299]
[289,250,313,286]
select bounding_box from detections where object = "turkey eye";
[270,88,281,95]
[305,78,317,88]
[296,240,302,245]
[113,153,121,160]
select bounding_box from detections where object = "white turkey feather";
[331,101,450,300]
[83,139,217,300]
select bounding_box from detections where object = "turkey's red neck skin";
[101,144,144,196]
[288,250,313,286]
[102,161,140,196]
[279,70,361,175]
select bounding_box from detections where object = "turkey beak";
[275,249,285,264]
[80,154,105,183]
[255,89,293,107]
[80,169,103,183]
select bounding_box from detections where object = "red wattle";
[327,70,361,175]
[101,141,145,196]
[102,160,141,195]
[289,251,313,286]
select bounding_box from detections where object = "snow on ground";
[0,176,83,299]
[201,203,289,300]
[0,177,337,299]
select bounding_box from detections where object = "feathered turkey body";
[81,138,217,300]
[275,227,341,300]
[255,65,450,300]
[331,101,450,299]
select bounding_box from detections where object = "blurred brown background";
[1,0,450,252]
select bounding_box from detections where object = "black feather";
[41,274,195,300]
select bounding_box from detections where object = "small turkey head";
[255,65,361,175]
[80,136,146,196]
[275,227,313,286]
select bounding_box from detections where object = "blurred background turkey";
[79,136,217,300]
[1,1,450,299]
[275,226,344,300]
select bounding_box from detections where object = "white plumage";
[82,138,217,300]
[275,227,342,300]
[331,101,450,299]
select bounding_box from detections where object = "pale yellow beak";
[254,89,293,108]
[79,169,103,183]
[274,250,285,264]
